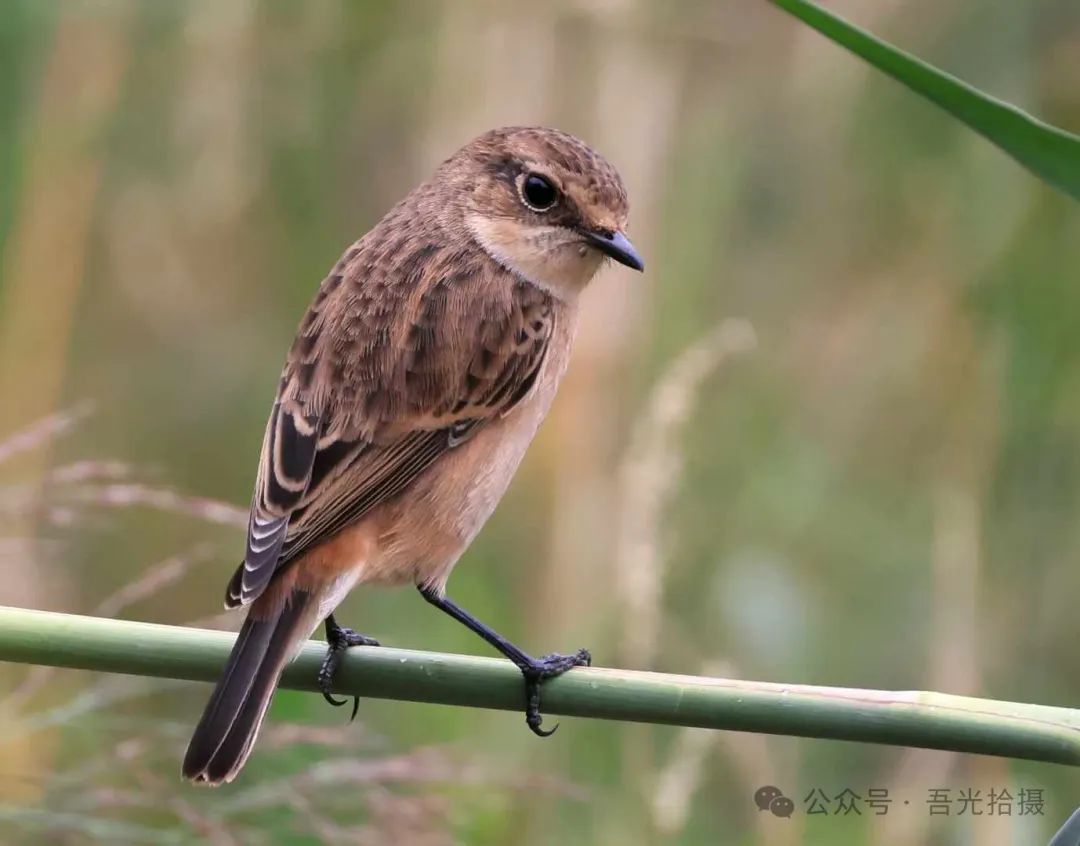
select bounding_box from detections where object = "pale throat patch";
[466,213,605,300]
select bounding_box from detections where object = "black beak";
[582,229,645,272]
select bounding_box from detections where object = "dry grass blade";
[222,746,584,815]
[63,483,247,528]
[94,545,217,618]
[49,460,134,483]
[0,401,95,467]
[614,318,756,667]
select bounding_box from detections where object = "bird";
[182,125,644,786]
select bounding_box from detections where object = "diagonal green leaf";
[770,0,1080,200]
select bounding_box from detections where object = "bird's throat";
[465,213,603,301]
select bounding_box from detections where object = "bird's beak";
[581,228,645,272]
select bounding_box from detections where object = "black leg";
[317,613,380,721]
[417,585,590,736]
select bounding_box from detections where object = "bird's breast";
[367,305,578,592]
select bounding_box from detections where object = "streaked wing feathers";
[228,403,321,607]
[276,420,481,568]
[226,248,555,608]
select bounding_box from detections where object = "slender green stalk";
[2,605,1079,765]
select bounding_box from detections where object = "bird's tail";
[182,587,318,786]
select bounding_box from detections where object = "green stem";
[1,605,1078,765]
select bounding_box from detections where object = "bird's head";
[437,126,643,300]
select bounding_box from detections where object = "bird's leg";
[417,585,590,737]
[317,613,380,721]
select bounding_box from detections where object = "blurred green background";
[1,0,1078,843]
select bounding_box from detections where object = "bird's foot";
[318,617,380,721]
[519,648,591,737]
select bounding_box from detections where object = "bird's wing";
[226,256,554,608]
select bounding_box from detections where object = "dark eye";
[521,173,558,211]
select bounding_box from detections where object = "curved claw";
[521,649,591,738]
[525,679,559,737]
[322,690,348,708]
[321,690,361,722]
[317,621,379,720]
[529,718,559,738]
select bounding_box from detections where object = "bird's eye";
[520,173,558,212]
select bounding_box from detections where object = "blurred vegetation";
[0,0,1078,844]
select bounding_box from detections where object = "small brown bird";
[182,126,643,785]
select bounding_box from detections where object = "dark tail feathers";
[182,589,316,785]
